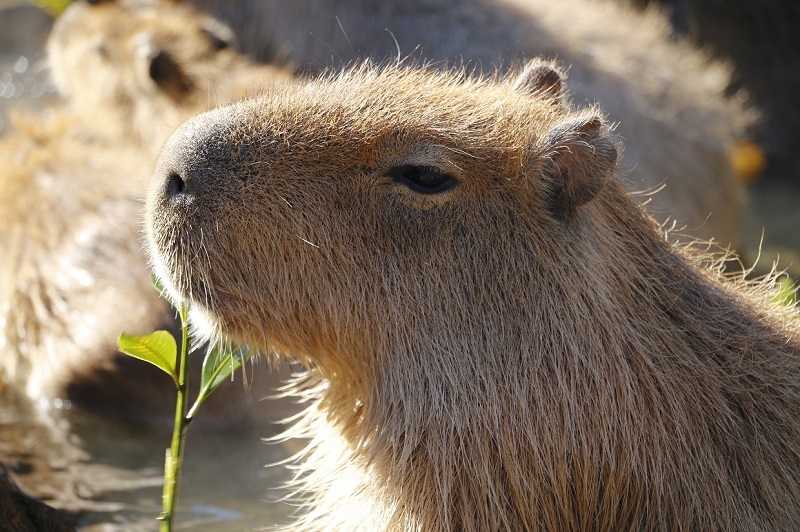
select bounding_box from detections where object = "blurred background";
[627,0,800,279]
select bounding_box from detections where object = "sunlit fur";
[48,0,293,153]
[0,0,291,405]
[184,0,753,247]
[0,111,166,402]
[147,63,800,530]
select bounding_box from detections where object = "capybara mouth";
[148,220,252,342]
[146,180,224,321]
[147,222,213,309]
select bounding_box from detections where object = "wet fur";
[147,64,800,529]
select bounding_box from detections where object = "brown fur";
[0,0,291,411]
[147,63,800,530]
[179,0,752,247]
[47,0,292,152]
[0,463,73,531]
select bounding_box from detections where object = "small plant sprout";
[117,276,252,531]
[772,274,798,307]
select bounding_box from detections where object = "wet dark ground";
[0,1,798,530]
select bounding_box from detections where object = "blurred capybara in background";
[48,0,292,152]
[628,0,800,181]
[178,0,752,248]
[147,61,800,530]
[0,0,292,419]
[0,109,173,414]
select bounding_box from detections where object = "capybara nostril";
[165,170,186,197]
[154,114,241,202]
[159,158,211,200]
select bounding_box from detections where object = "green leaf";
[772,276,797,307]
[188,345,252,419]
[117,331,179,387]
[27,0,72,16]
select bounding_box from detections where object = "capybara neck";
[293,185,800,530]
[146,63,800,530]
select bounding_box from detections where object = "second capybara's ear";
[512,59,564,101]
[537,114,618,220]
[200,18,235,51]
[148,48,194,101]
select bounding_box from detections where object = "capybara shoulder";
[146,63,800,530]
[0,109,170,406]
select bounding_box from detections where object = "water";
[0,1,58,134]
[0,382,300,530]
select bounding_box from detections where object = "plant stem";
[160,305,191,531]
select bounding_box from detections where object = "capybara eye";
[202,27,232,51]
[92,37,110,59]
[389,165,458,194]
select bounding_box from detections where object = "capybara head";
[47,0,291,149]
[148,60,618,368]
[147,62,800,530]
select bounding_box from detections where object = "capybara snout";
[153,113,246,203]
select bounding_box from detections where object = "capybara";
[0,0,291,414]
[147,62,800,530]
[180,0,752,247]
[48,0,292,152]
[0,109,175,412]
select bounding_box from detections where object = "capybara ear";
[539,115,618,219]
[512,59,564,100]
[146,46,194,102]
[201,19,235,51]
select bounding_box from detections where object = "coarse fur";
[147,63,800,530]
[48,0,293,152]
[179,0,752,247]
[0,0,291,411]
